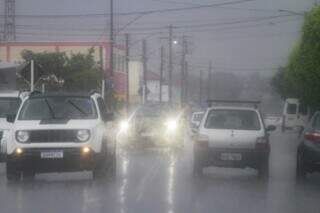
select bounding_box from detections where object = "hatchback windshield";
[205,109,261,130]
[0,98,21,118]
[18,97,97,120]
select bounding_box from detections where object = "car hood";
[13,119,99,130]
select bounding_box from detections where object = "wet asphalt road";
[0,129,320,213]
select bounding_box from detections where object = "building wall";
[129,61,143,104]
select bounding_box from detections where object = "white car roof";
[208,106,259,112]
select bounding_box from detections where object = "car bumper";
[195,147,269,169]
[303,145,320,165]
[7,147,99,173]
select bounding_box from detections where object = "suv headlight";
[76,130,90,142]
[16,130,30,143]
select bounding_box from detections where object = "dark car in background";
[297,111,320,179]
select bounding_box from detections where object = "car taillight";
[255,137,269,150]
[304,132,320,142]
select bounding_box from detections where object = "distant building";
[0,41,127,98]
[128,60,169,104]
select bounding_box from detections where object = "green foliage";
[20,48,101,92]
[272,6,320,108]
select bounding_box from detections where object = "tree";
[272,6,320,108]
[19,49,101,92]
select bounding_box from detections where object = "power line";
[0,0,255,18]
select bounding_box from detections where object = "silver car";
[193,103,276,178]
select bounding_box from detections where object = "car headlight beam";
[119,120,130,133]
[165,119,178,131]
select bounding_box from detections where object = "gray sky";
[0,0,316,76]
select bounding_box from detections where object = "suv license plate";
[220,153,242,161]
[41,151,64,159]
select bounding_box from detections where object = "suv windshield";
[205,109,261,130]
[0,97,21,118]
[18,97,97,120]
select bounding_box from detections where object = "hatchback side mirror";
[6,114,16,123]
[266,125,276,132]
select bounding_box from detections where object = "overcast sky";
[0,0,316,77]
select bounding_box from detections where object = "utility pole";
[125,34,130,113]
[160,46,164,103]
[99,46,105,98]
[109,0,114,78]
[180,36,187,107]
[4,0,16,41]
[199,70,203,104]
[207,61,213,100]
[142,39,148,103]
[168,25,173,105]
[185,61,188,104]
[30,60,34,92]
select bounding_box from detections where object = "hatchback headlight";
[77,130,90,142]
[16,130,30,143]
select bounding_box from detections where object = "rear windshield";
[205,109,261,130]
[286,103,297,115]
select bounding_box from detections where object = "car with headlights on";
[4,91,116,181]
[120,104,185,148]
[193,100,276,178]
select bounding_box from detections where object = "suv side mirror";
[266,125,276,132]
[103,112,114,122]
[6,114,16,123]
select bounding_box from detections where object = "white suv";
[193,101,276,178]
[5,92,116,181]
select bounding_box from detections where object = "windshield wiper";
[67,100,88,116]
[45,99,56,119]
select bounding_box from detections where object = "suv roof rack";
[206,99,261,108]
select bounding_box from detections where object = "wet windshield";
[205,109,261,130]
[18,97,97,120]
[0,98,21,118]
[1,0,320,212]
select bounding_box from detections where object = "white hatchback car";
[193,101,276,178]
[5,92,116,181]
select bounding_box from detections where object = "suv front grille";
[29,130,78,143]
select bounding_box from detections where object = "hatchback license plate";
[220,153,242,161]
[41,151,63,159]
